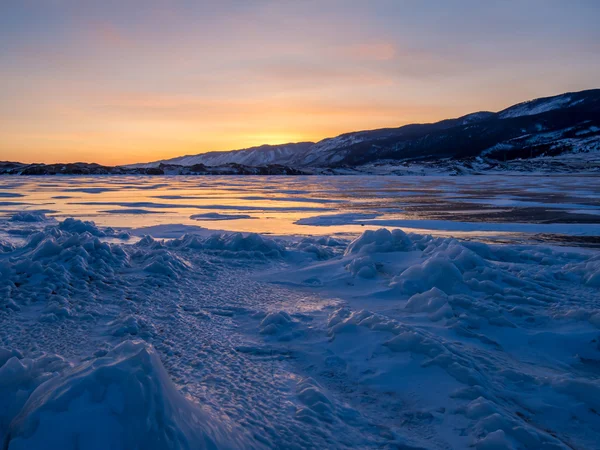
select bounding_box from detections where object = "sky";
[1,1,599,165]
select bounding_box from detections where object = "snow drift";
[264,228,600,449]
[2,218,600,449]
[1,341,248,449]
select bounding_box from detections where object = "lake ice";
[1,175,599,449]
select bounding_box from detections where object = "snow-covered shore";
[1,218,599,449]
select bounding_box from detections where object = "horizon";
[1,1,599,165]
[3,86,599,167]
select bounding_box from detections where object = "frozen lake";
[2,175,600,449]
[1,174,600,243]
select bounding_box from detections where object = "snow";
[10,211,48,222]
[259,228,600,448]
[498,94,574,119]
[404,287,453,320]
[299,134,366,166]
[2,340,248,449]
[133,142,313,168]
[1,176,600,448]
[344,228,413,254]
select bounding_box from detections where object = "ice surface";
[190,212,255,221]
[102,208,165,214]
[1,174,600,241]
[295,213,381,226]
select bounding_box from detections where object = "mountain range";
[2,89,599,176]
[131,88,600,170]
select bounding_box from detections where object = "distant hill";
[133,88,600,169]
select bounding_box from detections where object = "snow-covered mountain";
[497,93,583,119]
[292,89,600,167]
[132,142,313,168]
[134,88,600,170]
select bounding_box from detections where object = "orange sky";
[1,1,599,165]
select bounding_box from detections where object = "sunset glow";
[1,0,599,165]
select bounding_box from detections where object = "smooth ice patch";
[191,212,255,221]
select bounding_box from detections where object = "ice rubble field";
[1,215,600,449]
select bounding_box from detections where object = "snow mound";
[1,225,129,313]
[201,232,284,258]
[9,211,48,222]
[569,256,600,287]
[0,350,70,444]
[346,255,378,278]
[295,378,336,424]
[328,309,399,337]
[390,238,492,295]
[258,311,300,340]
[3,341,248,450]
[169,232,285,259]
[404,287,454,321]
[392,254,465,295]
[58,217,118,237]
[108,315,156,338]
[344,228,412,255]
[55,218,129,239]
[140,249,192,279]
[291,236,345,260]
[0,239,15,253]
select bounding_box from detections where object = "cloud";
[342,41,397,61]
[87,21,131,47]
[92,91,437,123]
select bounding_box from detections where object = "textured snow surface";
[498,95,574,119]
[1,219,600,449]
[2,340,247,449]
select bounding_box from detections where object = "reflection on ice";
[0,174,599,244]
